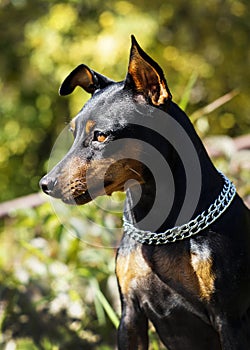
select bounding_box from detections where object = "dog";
[40,36,250,349]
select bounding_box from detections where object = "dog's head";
[39,36,172,205]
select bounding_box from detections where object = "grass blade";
[190,89,239,122]
[179,72,198,111]
[95,289,119,329]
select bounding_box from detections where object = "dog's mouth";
[61,179,122,205]
[61,190,92,205]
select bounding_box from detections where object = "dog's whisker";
[127,167,142,178]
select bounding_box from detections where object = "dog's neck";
[124,102,224,233]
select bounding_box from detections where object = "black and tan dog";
[40,36,250,349]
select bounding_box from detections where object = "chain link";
[123,171,236,245]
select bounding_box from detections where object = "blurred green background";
[0,0,250,349]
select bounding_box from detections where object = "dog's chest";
[116,245,152,296]
[116,240,216,305]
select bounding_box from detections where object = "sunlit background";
[0,0,249,349]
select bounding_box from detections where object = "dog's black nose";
[39,176,57,195]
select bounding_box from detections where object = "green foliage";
[0,0,250,201]
[0,202,120,349]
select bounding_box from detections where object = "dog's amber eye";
[94,131,108,143]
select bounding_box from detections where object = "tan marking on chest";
[190,243,215,301]
[116,247,151,295]
[85,120,96,134]
[152,247,201,296]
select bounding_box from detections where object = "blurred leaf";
[179,72,198,111]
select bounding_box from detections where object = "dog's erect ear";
[59,64,114,96]
[125,35,172,106]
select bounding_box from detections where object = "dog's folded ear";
[59,64,114,96]
[125,35,172,106]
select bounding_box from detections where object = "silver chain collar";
[123,171,236,245]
